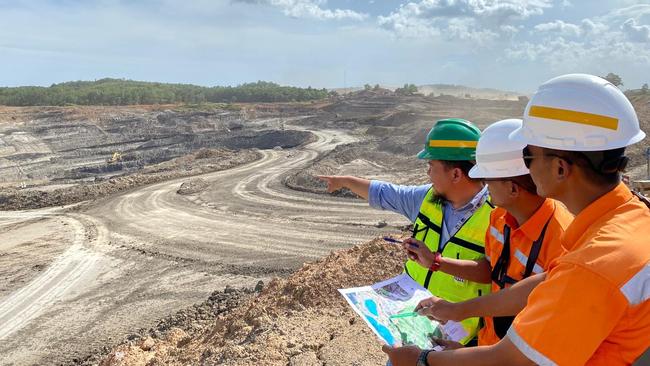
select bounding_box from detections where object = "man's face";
[427,160,454,196]
[524,145,556,198]
[485,179,514,207]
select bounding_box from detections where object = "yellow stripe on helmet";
[429,140,478,148]
[529,105,619,131]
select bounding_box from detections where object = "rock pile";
[97,238,408,365]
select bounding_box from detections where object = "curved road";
[0,128,409,365]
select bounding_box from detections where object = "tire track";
[89,128,407,267]
[0,214,107,340]
[0,126,408,365]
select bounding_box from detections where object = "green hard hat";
[417,118,481,161]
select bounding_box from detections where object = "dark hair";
[439,160,478,181]
[542,147,626,186]
[510,174,537,194]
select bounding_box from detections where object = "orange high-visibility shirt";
[508,183,650,365]
[478,198,572,346]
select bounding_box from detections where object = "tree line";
[0,79,330,106]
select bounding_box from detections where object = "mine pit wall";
[0,107,311,188]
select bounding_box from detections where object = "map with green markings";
[339,274,466,349]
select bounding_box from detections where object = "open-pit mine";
[1,92,648,365]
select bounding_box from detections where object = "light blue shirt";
[368,180,488,245]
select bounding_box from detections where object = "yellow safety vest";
[405,188,493,345]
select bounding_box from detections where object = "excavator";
[107,152,122,164]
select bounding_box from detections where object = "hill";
[331,84,523,101]
[0,79,329,106]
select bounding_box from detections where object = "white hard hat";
[469,119,529,179]
[511,73,646,151]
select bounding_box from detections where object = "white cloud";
[621,18,650,42]
[534,20,581,37]
[532,18,608,38]
[600,4,650,25]
[505,12,650,79]
[560,0,572,8]
[1,0,650,91]
[377,0,552,42]
[389,0,552,20]
[234,0,368,21]
[579,19,608,35]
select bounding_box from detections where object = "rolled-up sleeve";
[368,180,430,222]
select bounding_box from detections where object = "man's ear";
[510,181,519,197]
[452,168,462,182]
[554,158,572,181]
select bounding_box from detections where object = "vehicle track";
[0,217,103,340]
[0,127,409,365]
[89,129,406,269]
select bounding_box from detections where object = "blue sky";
[1,0,649,92]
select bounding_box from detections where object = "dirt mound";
[76,286,257,366]
[284,142,427,197]
[177,178,210,195]
[627,96,650,177]
[98,238,407,366]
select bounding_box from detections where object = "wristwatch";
[417,349,434,366]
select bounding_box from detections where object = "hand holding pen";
[383,236,426,262]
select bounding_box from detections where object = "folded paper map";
[339,273,468,349]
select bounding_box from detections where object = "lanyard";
[491,225,512,288]
[491,216,552,289]
[438,186,489,253]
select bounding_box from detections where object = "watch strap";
[417,349,434,366]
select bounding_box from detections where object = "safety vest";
[405,188,493,344]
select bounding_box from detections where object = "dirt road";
[0,128,410,365]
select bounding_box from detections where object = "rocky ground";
[95,238,407,366]
[0,147,263,210]
[1,90,648,366]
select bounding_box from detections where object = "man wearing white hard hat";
[383,74,649,366]
[401,119,572,348]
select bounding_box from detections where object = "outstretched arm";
[317,175,371,199]
[415,273,546,322]
[382,337,535,366]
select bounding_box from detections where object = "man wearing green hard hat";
[319,118,494,345]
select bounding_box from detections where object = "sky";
[1,0,649,92]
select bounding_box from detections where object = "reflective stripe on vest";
[406,188,493,344]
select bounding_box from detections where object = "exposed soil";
[0,91,647,366]
[0,148,262,210]
[96,238,406,366]
[0,125,407,366]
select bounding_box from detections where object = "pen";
[384,236,420,249]
[383,237,403,244]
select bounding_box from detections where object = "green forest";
[0,79,330,106]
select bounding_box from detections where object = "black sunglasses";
[522,146,573,169]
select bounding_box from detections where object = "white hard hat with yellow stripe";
[511,74,646,151]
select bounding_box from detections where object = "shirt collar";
[448,185,489,212]
[562,183,633,249]
[513,198,556,242]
